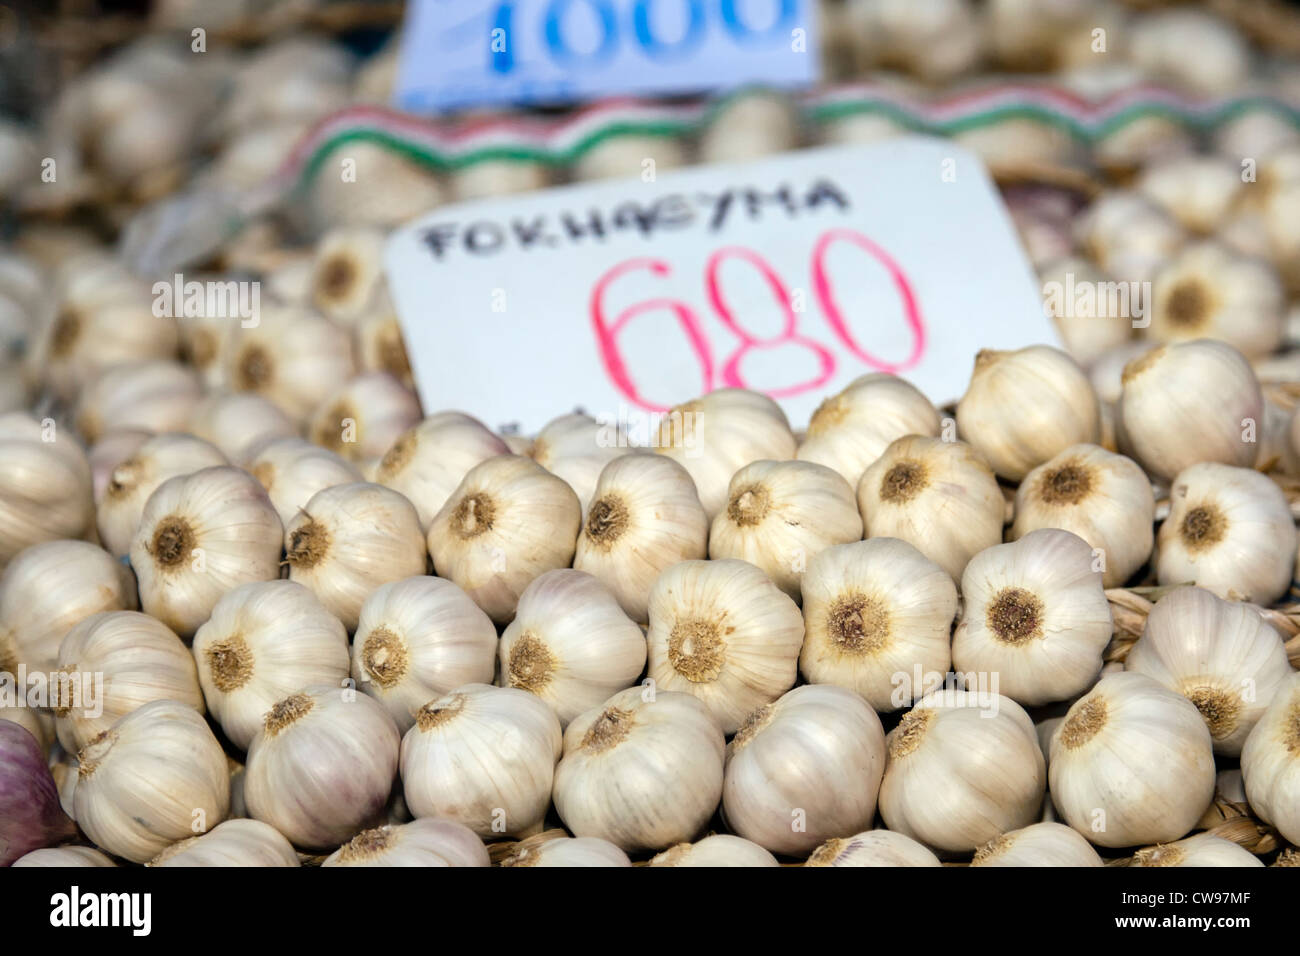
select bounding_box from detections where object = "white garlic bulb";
[1037,256,1135,368]
[805,829,941,867]
[131,466,284,638]
[186,392,298,465]
[1131,833,1264,868]
[309,226,387,323]
[498,569,646,728]
[1137,156,1245,235]
[244,687,400,850]
[645,559,804,735]
[971,822,1104,867]
[149,818,300,867]
[1075,190,1185,285]
[450,160,550,201]
[12,846,117,867]
[1118,340,1263,482]
[307,372,422,464]
[74,699,230,864]
[857,435,1004,583]
[796,373,940,488]
[709,460,863,601]
[306,143,446,232]
[322,819,490,867]
[722,684,885,855]
[529,412,628,514]
[553,688,725,852]
[224,303,357,420]
[1127,587,1292,756]
[427,455,581,623]
[799,538,957,711]
[879,690,1046,853]
[285,482,427,631]
[74,359,201,443]
[1128,9,1249,97]
[88,429,150,502]
[697,92,801,163]
[1156,463,1296,605]
[1050,672,1215,848]
[354,308,413,387]
[400,683,562,837]
[247,436,363,527]
[654,389,796,518]
[648,834,779,867]
[352,576,498,733]
[1011,444,1155,587]
[573,454,708,623]
[55,610,203,752]
[375,411,509,528]
[192,581,350,750]
[499,833,631,867]
[1241,672,1300,847]
[846,0,981,83]
[0,412,95,567]
[573,134,686,182]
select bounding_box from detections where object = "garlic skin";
[322,818,489,867]
[971,822,1104,867]
[857,435,1004,583]
[74,359,201,443]
[96,432,228,557]
[309,226,387,324]
[12,846,117,867]
[401,683,562,838]
[247,436,363,528]
[1050,672,1215,848]
[428,456,581,623]
[498,569,646,728]
[646,559,805,735]
[0,702,53,756]
[655,389,797,519]
[88,429,151,502]
[375,412,510,529]
[354,308,413,387]
[1118,340,1263,482]
[450,160,551,201]
[55,610,204,752]
[574,454,708,624]
[846,0,981,83]
[500,833,631,867]
[648,834,779,867]
[796,373,940,488]
[286,482,427,631]
[192,581,350,751]
[804,830,941,867]
[1128,9,1249,97]
[553,688,725,853]
[1127,587,1292,756]
[186,392,298,465]
[0,540,137,674]
[1011,444,1155,588]
[958,346,1100,482]
[244,687,400,850]
[697,93,800,163]
[74,699,230,864]
[352,577,498,733]
[1076,190,1184,285]
[709,460,863,601]
[722,684,885,855]
[0,412,95,568]
[799,538,957,712]
[1156,463,1296,606]
[1131,833,1264,868]
[1137,157,1245,236]
[1241,672,1300,846]
[879,691,1046,854]
[529,412,629,515]
[1037,257,1135,368]
[573,134,686,182]
[149,818,300,867]
[224,303,357,420]
[308,372,422,464]
[131,466,284,638]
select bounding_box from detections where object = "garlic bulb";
[697,92,801,163]
[0,412,95,567]
[648,834,779,867]
[0,540,137,673]
[846,0,981,83]
[709,460,863,601]
[722,684,885,855]
[1137,156,1245,236]
[305,143,446,232]
[285,482,427,631]
[187,392,297,464]
[573,454,708,623]
[55,610,204,752]
[529,412,628,514]
[12,846,116,867]
[654,388,796,519]
[1131,833,1264,868]
[74,360,201,443]
[971,822,1104,867]
[244,687,400,850]
[499,832,632,867]
[375,411,510,528]
[1241,671,1300,846]
[88,429,150,502]
[321,818,490,867]
[1050,672,1215,848]
[957,346,1100,481]
[1076,190,1184,284]
[427,456,581,623]
[309,226,387,324]
[149,818,299,867]
[856,435,1004,583]
[1037,257,1135,368]
[1156,463,1296,605]
[177,310,231,389]
[1011,444,1155,587]
[224,303,357,420]
[645,559,804,735]
[1118,340,1263,482]
[796,373,941,488]
[450,160,551,201]
[131,466,284,638]
[247,436,363,527]
[74,699,230,864]
[354,308,413,387]
[352,576,498,733]
[1128,9,1249,97]
[574,134,686,182]
[879,691,1046,853]
[308,372,422,464]
[553,688,725,852]
[400,683,562,837]
[498,569,646,727]
[0,702,53,756]
[804,829,941,867]
[1127,587,1291,756]
[799,538,957,711]
[96,432,228,557]
[192,581,350,750]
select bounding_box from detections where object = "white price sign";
[385,139,1057,434]
[395,0,818,112]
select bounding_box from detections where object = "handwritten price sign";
[385,139,1056,432]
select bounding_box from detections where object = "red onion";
[1,720,77,866]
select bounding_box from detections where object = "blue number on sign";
[632,0,707,61]
[719,0,797,44]
[545,0,620,65]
